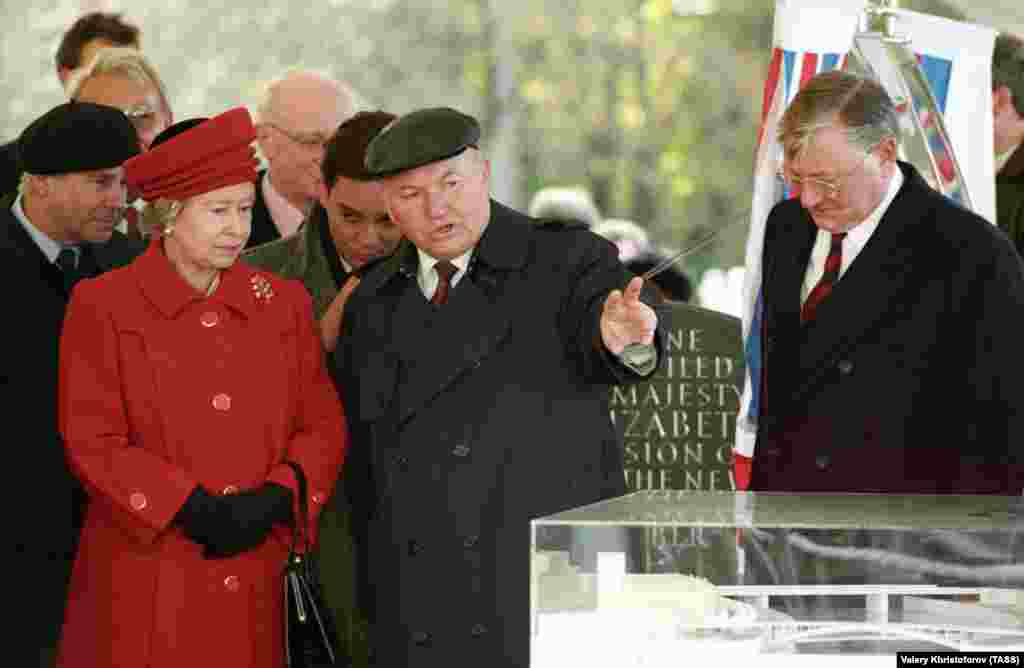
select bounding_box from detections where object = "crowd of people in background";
[5,9,1024,668]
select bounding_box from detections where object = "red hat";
[124,107,258,201]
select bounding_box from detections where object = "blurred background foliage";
[0,0,972,295]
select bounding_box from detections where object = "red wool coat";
[56,240,347,668]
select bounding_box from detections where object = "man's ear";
[994,85,1014,116]
[877,135,898,164]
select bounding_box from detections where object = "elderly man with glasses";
[750,70,1024,495]
[67,47,173,152]
[250,70,358,248]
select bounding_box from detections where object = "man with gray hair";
[67,47,173,152]
[992,32,1024,251]
[251,70,358,248]
[592,217,651,262]
[527,185,602,228]
[750,69,1024,494]
[66,47,173,239]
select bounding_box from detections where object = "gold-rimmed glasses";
[777,149,875,199]
[121,103,163,135]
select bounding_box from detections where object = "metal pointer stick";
[639,208,752,281]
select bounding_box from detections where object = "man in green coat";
[242,110,401,667]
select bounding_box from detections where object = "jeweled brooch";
[250,274,275,304]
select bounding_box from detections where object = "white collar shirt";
[801,167,904,304]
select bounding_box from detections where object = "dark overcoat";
[0,139,20,196]
[996,142,1024,255]
[334,201,661,667]
[247,169,284,249]
[1,192,144,663]
[752,162,1024,494]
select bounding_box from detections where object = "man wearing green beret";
[1,101,145,667]
[334,107,664,667]
[243,110,401,352]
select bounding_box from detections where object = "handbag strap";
[283,460,310,554]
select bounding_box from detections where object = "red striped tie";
[801,232,846,323]
[430,260,457,306]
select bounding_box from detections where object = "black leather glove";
[176,486,230,551]
[176,483,293,559]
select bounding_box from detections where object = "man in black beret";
[2,101,145,667]
[335,107,664,668]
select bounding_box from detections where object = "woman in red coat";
[56,108,348,667]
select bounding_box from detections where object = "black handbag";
[283,461,338,667]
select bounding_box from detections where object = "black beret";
[364,107,480,177]
[151,117,209,149]
[18,101,140,176]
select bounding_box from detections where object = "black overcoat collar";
[356,200,530,425]
[763,162,936,405]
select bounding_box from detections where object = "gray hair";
[592,218,650,248]
[778,70,900,160]
[527,186,602,228]
[66,46,172,118]
[139,199,182,238]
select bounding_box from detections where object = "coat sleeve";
[557,228,665,386]
[265,283,348,546]
[59,280,196,544]
[963,230,1024,493]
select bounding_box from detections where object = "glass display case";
[531,491,1024,666]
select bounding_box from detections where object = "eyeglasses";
[120,103,163,134]
[267,123,331,150]
[777,149,875,199]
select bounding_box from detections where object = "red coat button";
[312,492,326,505]
[200,311,220,328]
[223,575,240,592]
[129,492,147,511]
[221,485,240,495]
[212,393,232,411]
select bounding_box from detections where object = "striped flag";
[733,0,996,490]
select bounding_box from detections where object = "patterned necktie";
[430,260,458,306]
[124,207,140,239]
[801,232,847,323]
[56,247,81,293]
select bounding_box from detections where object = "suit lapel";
[392,275,514,427]
[763,204,815,340]
[375,204,528,426]
[791,164,931,398]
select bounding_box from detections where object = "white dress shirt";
[416,247,473,301]
[262,172,306,239]
[801,167,904,304]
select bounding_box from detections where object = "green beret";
[19,101,140,176]
[364,107,480,177]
